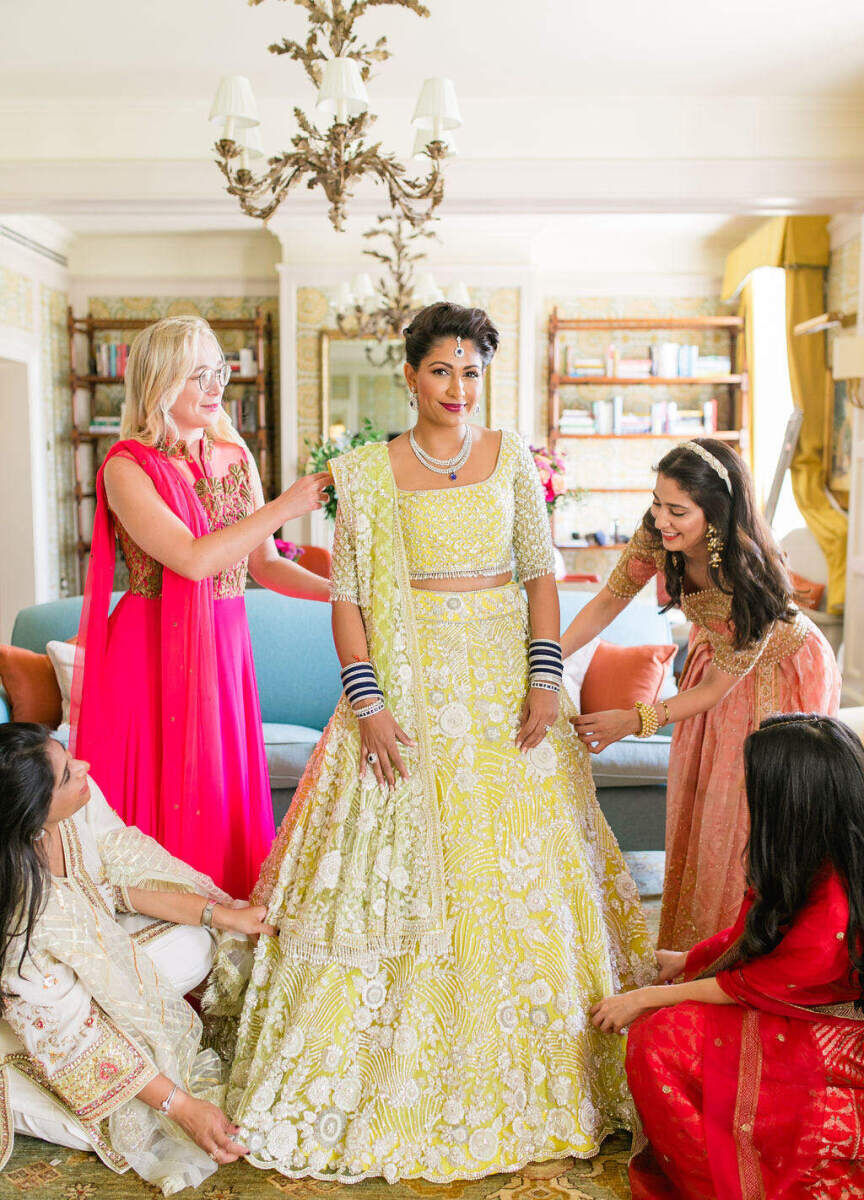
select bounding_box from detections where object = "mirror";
[320,331,493,440]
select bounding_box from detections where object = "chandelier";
[332,213,469,366]
[209,0,462,230]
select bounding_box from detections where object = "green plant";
[304,418,385,521]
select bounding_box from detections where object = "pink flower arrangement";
[530,444,569,513]
[274,539,301,561]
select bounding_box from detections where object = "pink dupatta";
[69,439,225,863]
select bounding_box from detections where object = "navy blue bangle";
[528,638,563,681]
[340,662,384,708]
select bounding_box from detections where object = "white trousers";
[0,918,214,1153]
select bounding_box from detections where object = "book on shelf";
[95,342,130,378]
[693,354,732,377]
[225,347,257,377]
[702,399,718,431]
[616,357,652,379]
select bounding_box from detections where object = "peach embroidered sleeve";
[607,521,664,599]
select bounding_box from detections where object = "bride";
[207,302,655,1183]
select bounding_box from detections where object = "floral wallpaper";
[295,286,521,469]
[40,285,74,594]
[538,294,737,580]
[826,233,861,366]
[0,267,34,331]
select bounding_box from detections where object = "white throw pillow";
[46,640,78,726]
[561,636,599,714]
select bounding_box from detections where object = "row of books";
[558,398,719,437]
[563,343,732,379]
[89,345,258,380]
[226,348,257,376]
[93,343,130,378]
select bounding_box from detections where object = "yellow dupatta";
[237,442,447,972]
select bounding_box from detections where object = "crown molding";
[4,156,864,233]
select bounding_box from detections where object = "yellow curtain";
[722,215,847,613]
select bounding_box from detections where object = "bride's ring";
[366,752,378,764]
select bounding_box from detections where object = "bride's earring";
[408,388,418,410]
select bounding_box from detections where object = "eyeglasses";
[190,363,232,393]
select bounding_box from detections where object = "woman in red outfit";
[591,713,864,1199]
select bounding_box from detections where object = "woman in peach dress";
[561,438,840,949]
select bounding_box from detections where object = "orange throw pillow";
[789,570,825,611]
[0,644,63,727]
[579,640,677,715]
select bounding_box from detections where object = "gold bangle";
[660,699,670,726]
[634,700,660,739]
[200,900,216,929]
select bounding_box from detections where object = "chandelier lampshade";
[411,77,462,133]
[412,128,458,161]
[414,272,445,307]
[350,272,377,310]
[236,124,265,168]
[316,57,369,122]
[448,282,472,307]
[334,282,356,313]
[209,75,260,138]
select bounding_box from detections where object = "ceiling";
[2,0,864,231]
[5,0,864,100]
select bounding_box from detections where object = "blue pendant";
[449,471,457,480]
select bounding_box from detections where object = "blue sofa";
[2,589,673,846]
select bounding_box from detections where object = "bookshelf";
[547,309,748,563]
[67,307,276,592]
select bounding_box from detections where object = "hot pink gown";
[71,436,274,899]
[606,521,841,949]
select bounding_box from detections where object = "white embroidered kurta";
[0,780,248,1196]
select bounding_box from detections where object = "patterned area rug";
[0,1135,633,1199]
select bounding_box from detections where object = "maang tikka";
[455,335,464,358]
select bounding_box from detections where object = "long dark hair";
[404,301,499,369]
[643,437,795,648]
[0,724,54,1011]
[740,713,864,1007]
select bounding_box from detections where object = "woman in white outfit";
[0,722,273,1196]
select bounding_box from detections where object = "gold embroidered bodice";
[330,431,555,600]
[114,440,254,600]
[607,519,809,676]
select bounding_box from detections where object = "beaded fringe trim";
[408,562,512,582]
[278,927,452,972]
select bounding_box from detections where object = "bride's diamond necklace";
[409,426,472,480]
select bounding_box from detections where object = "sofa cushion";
[262,722,324,788]
[0,645,62,726]
[580,641,677,713]
[589,733,671,788]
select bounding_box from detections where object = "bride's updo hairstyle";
[404,302,500,369]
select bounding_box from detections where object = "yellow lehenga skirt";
[225,583,655,1183]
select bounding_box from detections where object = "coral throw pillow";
[579,640,677,715]
[0,644,63,727]
[789,570,825,612]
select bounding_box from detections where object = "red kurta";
[627,870,864,1199]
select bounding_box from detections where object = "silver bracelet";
[200,900,216,929]
[160,1083,179,1114]
[531,680,561,693]
[356,698,386,719]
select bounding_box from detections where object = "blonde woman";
[70,316,330,897]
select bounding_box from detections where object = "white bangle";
[160,1083,178,1114]
[356,698,385,719]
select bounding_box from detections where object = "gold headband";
[681,441,732,495]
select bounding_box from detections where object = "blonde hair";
[120,315,244,450]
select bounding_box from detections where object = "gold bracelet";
[634,700,660,739]
[200,900,216,929]
[659,699,670,726]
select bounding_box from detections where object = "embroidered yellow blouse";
[331,431,554,601]
[607,519,808,677]
[114,447,254,600]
